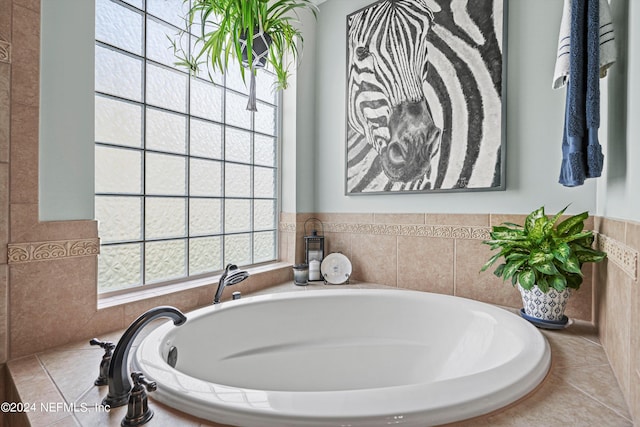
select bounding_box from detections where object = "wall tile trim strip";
[280,221,639,280]
[7,238,100,264]
[0,39,11,63]
[596,233,638,280]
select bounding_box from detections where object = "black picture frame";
[345,0,507,194]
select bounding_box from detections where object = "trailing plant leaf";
[177,0,318,92]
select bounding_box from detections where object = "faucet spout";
[103,306,187,408]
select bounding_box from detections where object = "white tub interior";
[134,289,550,427]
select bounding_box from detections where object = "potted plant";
[175,0,318,111]
[480,206,606,325]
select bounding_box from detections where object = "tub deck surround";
[5,283,633,427]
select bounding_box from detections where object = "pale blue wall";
[597,0,640,222]
[39,0,95,221]
[308,0,598,215]
[39,0,636,221]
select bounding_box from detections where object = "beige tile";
[350,234,397,287]
[24,219,99,243]
[8,203,38,242]
[0,264,7,364]
[601,267,632,397]
[489,214,527,227]
[454,239,522,308]
[626,220,640,260]
[9,102,39,204]
[425,214,489,226]
[7,356,69,426]
[11,4,39,107]
[0,62,9,163]
[373,213,425,224]
[632,371,640,423]
[598,217,627,242]
[278,230,289,263]
[560,363,632,421]
[13,0,39,13]
[324,231,351,259]
[451,374,633,426]
[397,236,454,294]
[308,212,374,224]
[49,416,81,426]
[565,263,593,322]
[37,349,98,404]
[541,329,609,369]
[0,0,11,40]
[0,163,7,260]
[122,289,201,325]
[279,211,296,223]
[9,257,98,358]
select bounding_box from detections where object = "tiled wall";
[595,217,640,422]
[280,213,598,321]
[1,0,13,369]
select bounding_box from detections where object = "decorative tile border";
[280,221,491,240]
[7,238,100,264]
[596,233,638,281]
[281,220,637,280]
[0,39,10,64]
[279,222,296,233]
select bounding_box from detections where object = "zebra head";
[348,0,441,183]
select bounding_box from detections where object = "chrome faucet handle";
[89,338,115,386]
[122,372,156,427]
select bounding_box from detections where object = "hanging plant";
[173,0,318,111]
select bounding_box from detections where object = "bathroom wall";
[598,0,640,223]
[39,0,95,221]
[0,0,12,371]
[308,0,597,216]
[595,0,640,421]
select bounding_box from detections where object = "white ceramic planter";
[518,284,572,322]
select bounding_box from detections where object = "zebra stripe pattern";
[346,0,504,193]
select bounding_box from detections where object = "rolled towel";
[552,0,616,89]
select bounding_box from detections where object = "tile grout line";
[564,378,633,423]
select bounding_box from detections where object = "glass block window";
[95,0,279,294]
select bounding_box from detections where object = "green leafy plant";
[481,206,606,293]
[175,0,318,91]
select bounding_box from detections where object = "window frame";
[94,0,281,296]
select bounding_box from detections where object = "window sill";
[98,261,293,310]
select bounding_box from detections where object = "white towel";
[552,0,617,89]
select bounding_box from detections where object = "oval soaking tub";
[133,289,550,427]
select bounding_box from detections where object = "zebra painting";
[346,0,506,194]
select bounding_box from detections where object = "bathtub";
[133,289,550,426]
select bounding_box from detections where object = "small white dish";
[321,253,352,284]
